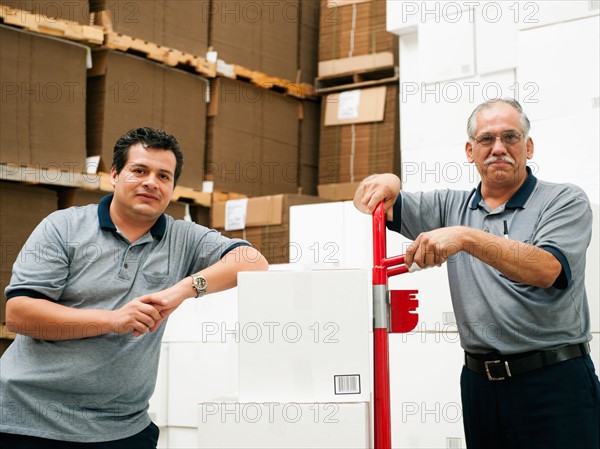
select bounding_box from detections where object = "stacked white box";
[148,343,169,427]
[162,427,199,449]
[417,4,475,83]
[290,201,455,331]
[163,288,239,343]
[389,332,465,448]
[197,402,370,448]
[167,341,238,428]
[289,201,372,270]
[237,269,371,403]
[591,334,600,372]
[517,15,599,121]
[516,1,599,30]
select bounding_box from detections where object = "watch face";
[194,276,207,290]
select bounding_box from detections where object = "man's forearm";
[6,296,114,340]
[461,228,563,289]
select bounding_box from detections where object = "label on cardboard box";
[225,198,249,231]
[337,90,361,120]
[324,86,387,126]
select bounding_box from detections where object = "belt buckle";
[484,360,512,381]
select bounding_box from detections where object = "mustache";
[483,156,516,166]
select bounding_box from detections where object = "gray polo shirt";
[1,194,250,442]
[389,167,592,354]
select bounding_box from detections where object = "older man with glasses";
[354,98,599,449]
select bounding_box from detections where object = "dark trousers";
[461,354,600,449]
[0,422,159,449]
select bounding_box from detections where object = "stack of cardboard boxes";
[92,0,209,56]
[316,0,400,200]
[211,194,329,264]
[0,0,324,282]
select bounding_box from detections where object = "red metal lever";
[372,202,420,449]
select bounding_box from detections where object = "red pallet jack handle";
[372,202,419,449]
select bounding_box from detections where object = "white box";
[517,1,599,30]
[530,111,600,205]
[163,288,238,343]
[156,426,169,449]
[164,426,199,449]
[475,2,519,74]
[289,201,372,270]
[389,331,465,448]
[167,342,238,427]
[400,70,516,151]
[587,204,600,332]
[289,201,345,269]
[289,201,454,331]
[418,6,475,83]
[517,16,599,121]
[237,270,371,403]
[149,343,169,427]
[387,0,419,36]
[591,333,600,375]
[198,401,371,449]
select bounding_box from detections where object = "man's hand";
[128,284,189,336]
[405,226,468,269]
[353,173,401,220]
[110,296,167,336]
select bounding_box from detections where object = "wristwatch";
[190,274,207,298]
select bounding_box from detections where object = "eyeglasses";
[472,131,524,149]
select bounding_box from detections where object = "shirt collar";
[98,194,166,240]
[469,166,537,210]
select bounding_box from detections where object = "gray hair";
[467,98,531,140]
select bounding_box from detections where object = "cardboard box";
[87,50,207,189]
[0,0,91,24]
[206,77,300,197]
[237,270,372,404]
[318,51,395,78]
[0,26,87,172]
[212,194,329,264]
[317,181,360,201]
[93,0,208,56]
[319,84,400,184]
[319,0,397,62]
[198,401,371,448]
[298,0,320,84]
[209,0,298,81]
[323,85,387,126]
[1,181,57,323]
[299,99,320,196]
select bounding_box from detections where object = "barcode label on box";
[446,437,462,449]
[334,374,361,395]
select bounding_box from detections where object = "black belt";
[465,342,590,381]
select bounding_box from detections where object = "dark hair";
[112,127,184,184]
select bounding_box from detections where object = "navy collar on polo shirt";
[470,166,537,210]
[98,194,166,241]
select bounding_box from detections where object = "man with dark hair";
[112,127,185,185]
[354,99,599,448]
[1,127,268,448]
